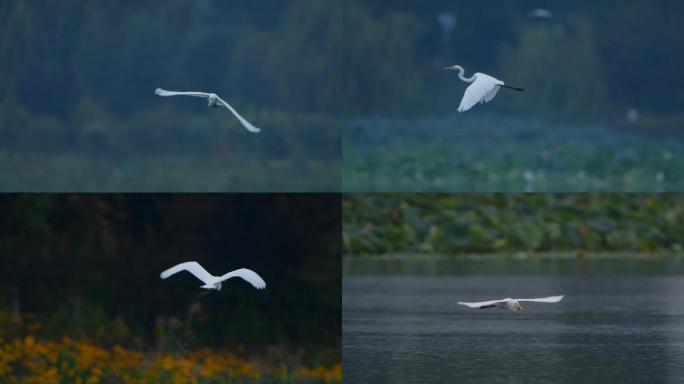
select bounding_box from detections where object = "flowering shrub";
[0,335,341,383]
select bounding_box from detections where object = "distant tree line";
[0,0,341,157]
[0,0,682,153]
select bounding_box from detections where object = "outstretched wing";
[517,295,564,303]
[457,74,504,112]
[218,268,266,289]
[215,96,261,133]
[457,299,507,309]
[160,261,215,285]
[483,85,501,103]
[155,88,211,98]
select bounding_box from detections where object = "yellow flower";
[1,331,340,384]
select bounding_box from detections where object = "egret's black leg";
[501,84,524,91]
[479,304,496,309]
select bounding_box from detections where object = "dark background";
[0,194,340,355]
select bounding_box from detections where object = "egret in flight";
[160,261,266,291]
[458,295,564,312]
[155,88,261,133]
[444,65,524,112]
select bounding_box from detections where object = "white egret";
[458,295,564,312]
[155,88,261,133]
[444,65,524,112]
[160,261,266,291]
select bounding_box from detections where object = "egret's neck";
[455,66,476,83]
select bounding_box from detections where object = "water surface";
[344,275,684,383]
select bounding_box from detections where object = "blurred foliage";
[341,1,426,115]
[2,1,678,121]
[343,114,684,192]
[599,2,684,112]
[351,0,684,118]
[0,195,340,355]
[498,18,609,120]
[0,99,340,191]
[343,194,684,255]
[0,151,337,192]
[0,1,340,191]
[2,1,684,190]
[339,2,684,192]
[0,332,340,383]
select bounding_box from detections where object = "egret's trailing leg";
[501,84,525,91]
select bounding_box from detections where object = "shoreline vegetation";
[343,252,684,276]
[343,194,684,256]
[345,252,684,260]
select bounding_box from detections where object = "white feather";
[160,261,266,290]
[445,65,522,113]
[219,268,267,289]
[517,295,564,303]
[155,88,211,98]
[160,261,214,284]
[155,88,261,133]
[458,295,564,311]
[214,96,261,133]
[457,73,504,112]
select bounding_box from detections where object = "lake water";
[343,275,684,383]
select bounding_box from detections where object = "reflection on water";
[343,274,684,383]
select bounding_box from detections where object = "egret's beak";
[515,303,523,312]
[444,65,458,70]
